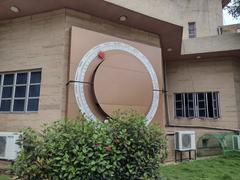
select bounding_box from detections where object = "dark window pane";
[189,110,194,117]
[213,92,218,101]
[198,93,204,100]
[207,93,213,118]
[184,94,188,117]
[27,99,39,111]
[188,93,193,100]
[199,110,206,118]
[175,94,182,101]
[199,101,205,108]
[0,100,11,111]
[13,99,25,111]
[176,110,183,117]
[30,72,41,83]
[3,74,14,85]
[15,86,26,97]
[213,101,217,107]
[189,102,194,108]
[29,85,40,97]
[176,102,182,108]
[16,73,27,84]
[2,87,13,98]
[214,110,218,118]
[213,93,219,107]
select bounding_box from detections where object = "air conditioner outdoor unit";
[232,135,240,150]
[175,131,196,151]
[0,132,21,160]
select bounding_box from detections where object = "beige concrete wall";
[233,60,240,129]
[166,58,240,161]
[221,24,240,34]
[182,33,240,54]
[0,9,162,132]
[107,0,223,39]
[166,58,239,129]
[0,9,68,131]
[64,9,160,47]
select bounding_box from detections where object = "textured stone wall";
[166,58,239,129]
[0,9,67,131]
[64,9,160,48]
[107,0,223,39]
[0,9,161,132]
[233,60,240,129]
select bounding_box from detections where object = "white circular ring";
[74,42,160,125]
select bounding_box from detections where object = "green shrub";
[12,111,167,179]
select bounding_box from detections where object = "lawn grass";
[0,175,11,180]
[161,152,240,180]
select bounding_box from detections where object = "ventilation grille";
[0,136,6,157]
[182,134,191,149]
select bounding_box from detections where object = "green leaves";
[12,110,167,179]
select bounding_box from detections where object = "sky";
[223,9,240,25]
[223,3,240,25]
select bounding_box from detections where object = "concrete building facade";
[107,0,224,38]
[0,0,239,162]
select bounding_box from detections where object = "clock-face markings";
[75,42,160,125]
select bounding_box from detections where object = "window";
[174,92,220,119]
[188,22,196,38]
[0,70,41,112]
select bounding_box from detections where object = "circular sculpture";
[74,42,160,125]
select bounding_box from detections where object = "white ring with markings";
[74,42,159,125]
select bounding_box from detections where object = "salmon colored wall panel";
[67,26,164,125]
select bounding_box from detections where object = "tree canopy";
[225,0,240,18]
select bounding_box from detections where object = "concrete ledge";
[182,33,240,55]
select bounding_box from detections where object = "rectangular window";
[0,70,41,113]
[174,92,220,119]
[188,22,196,38]
[185,93,195,118]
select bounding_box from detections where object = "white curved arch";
[74,42,160,125]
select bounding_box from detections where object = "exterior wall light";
[167,48,173,52]
[119,15,127,22]
[10,6,20,13]
[196,56,201,59]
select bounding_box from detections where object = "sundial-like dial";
[74,42,160,125]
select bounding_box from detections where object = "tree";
[225,0,240,19]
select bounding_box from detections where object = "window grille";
[0,70,41,113]
[174,92,220,119]
[188,22,196,38]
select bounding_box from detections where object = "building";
[0,0,240,162]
